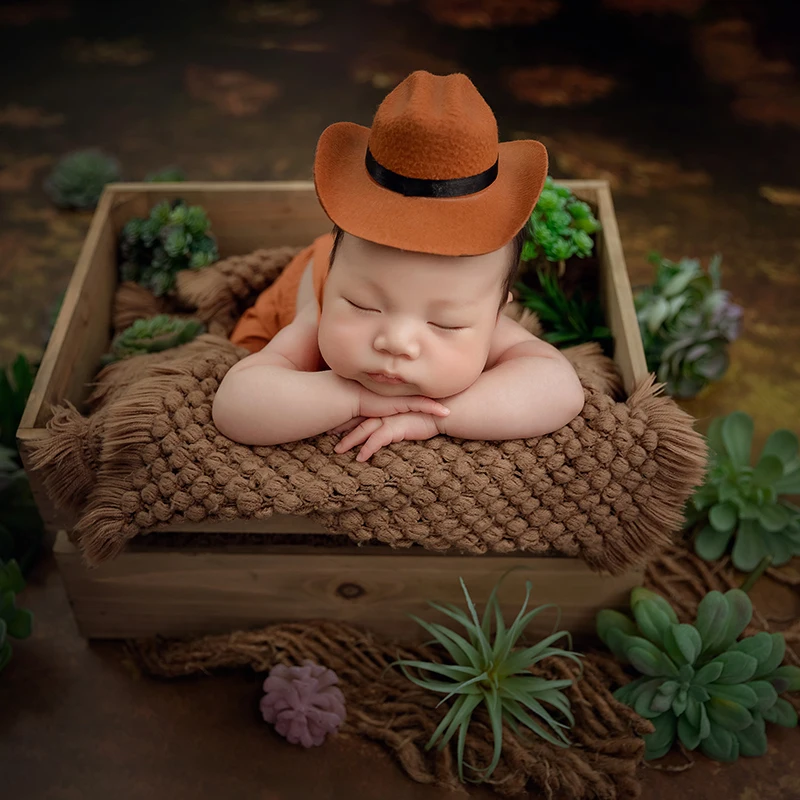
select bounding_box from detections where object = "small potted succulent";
[44,148,121,210]
[635,254,743,399]
[101,315,205,364]
[516,177,611,351]
[119,199,219,297]
[521,176,601,272]
[597,587,800,762]
[687,411,800,571]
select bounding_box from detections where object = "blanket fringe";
[77,371,200,564]
[563,342,623,399]
[588,375,707,574]
[25,402,99,514]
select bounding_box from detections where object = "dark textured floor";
[2,0,800,797]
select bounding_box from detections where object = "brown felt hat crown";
[314,70,548,256]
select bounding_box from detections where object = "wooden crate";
[18,181,648,640]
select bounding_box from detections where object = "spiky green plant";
[102,315,205,364]
[0,558,33,673]
[44,148,121,210]
[393,578,581,783]
[0,445,44,573]
[145,166,186,182]
[597,587,800,762]
[0,355,44,573]
[0,354,35,453]
[522,176,601,265]
[516,268,612,351]
[687,412,800,571]
[635,254,742,398]
[119,199,219,296]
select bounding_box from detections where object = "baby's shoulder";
[485,313,537,369]
[295,258,320,317]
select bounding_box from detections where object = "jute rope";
[129,543,799,795]
[132,622,651,799]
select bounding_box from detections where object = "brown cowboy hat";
[313,70,548,257]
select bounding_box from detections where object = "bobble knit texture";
[28,247,707,570]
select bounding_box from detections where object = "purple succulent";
[710,295,743,342]
[260,660,346,747]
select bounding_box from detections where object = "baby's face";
[318,233,510,399]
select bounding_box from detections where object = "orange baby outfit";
[230,233,334,354]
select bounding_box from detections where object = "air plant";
[102,315,205,364]
[635,254,742,398]
[597,587,800,762]
[516,269,612,351]
[393,577,581,783]
[44,148,121,210]
[687,411,800,571]
[119,199,219,296]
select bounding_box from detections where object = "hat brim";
[314,122,548,257]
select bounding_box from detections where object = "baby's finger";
[335,418,383,453]
[356,427,392,462]
[410,397,450,417]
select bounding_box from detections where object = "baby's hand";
[328,416,368,435]
[333,412,441,462]
[356,386,450,421]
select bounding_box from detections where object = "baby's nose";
[373,325,420,359]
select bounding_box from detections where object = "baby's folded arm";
[437,317,585,440]
[212,303,359,445]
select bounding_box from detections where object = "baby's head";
[318,225,526,399]
[313,70,548,398]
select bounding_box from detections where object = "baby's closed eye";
[429,322,467,331]
[345,298,379,313]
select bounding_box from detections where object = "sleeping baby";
[212,71,584,461]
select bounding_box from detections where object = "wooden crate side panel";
[114,182,331,254]
[594,185,648,394]
[555,182,645,393]
[55,533,642,640]
[18,190,152,531]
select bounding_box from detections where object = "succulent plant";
[102,315,205,364]
[145,166,186,182]
[516,268,612,351]
[119,199,219,296]
[44,148,121,210]
[635,254,743,398]
[522,176,601,265]
[687,411,800,571]
[597,587,800,762]
[0,558,33,673]
[393,577,581,783]
[260,660,346,747]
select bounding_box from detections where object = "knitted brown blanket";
[28,248,707,570]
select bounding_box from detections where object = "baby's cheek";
[319,317,362,374]
[429,340,488,395]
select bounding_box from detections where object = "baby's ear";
[506,291,513,305]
